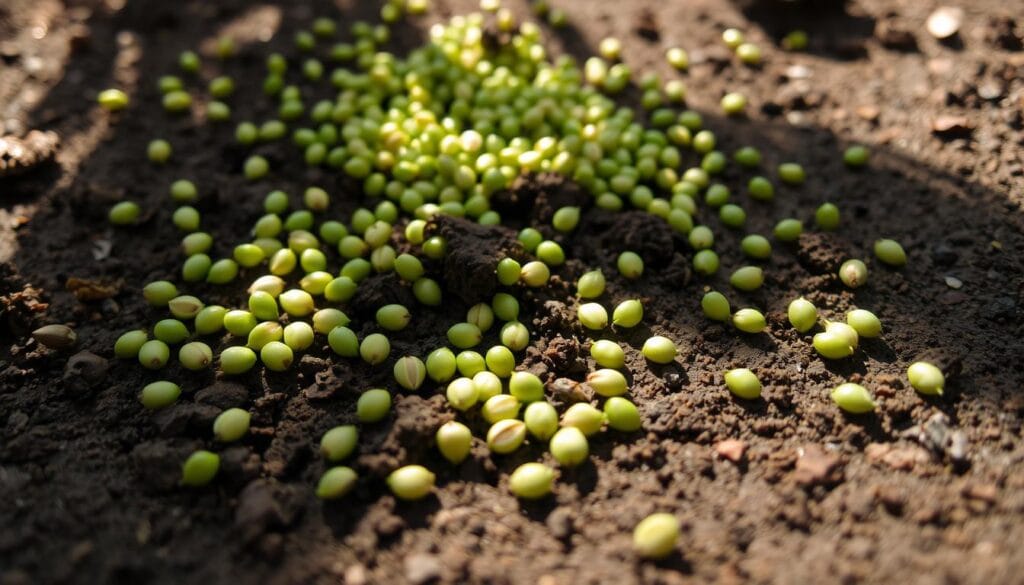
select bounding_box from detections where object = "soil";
[1,0,1023,584]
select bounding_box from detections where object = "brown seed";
[31,324,77,349]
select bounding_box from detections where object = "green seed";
[317,466,358,500]
[773,218,803,242]
[182,254,212,282]
[279,289,315,316]
[359,333,390,365]
[617,251,644,279]
[509,371,545,403]
[324,276,357,303]
[734,146,762,168]
[248,291,278,321]
[394,254,425,281]
[688,225,714,250]
[536,241,565,266]
[519,261,550,287]
[704,184,730,207]
[577,303,609,330]
[590,339,625,368]
[312,309,349,334]
[328,326,358,357]
[815,203,840,231]
[724,368,761,399]
[843,145,869,167]
[181,450,219,487]
[907,362,944,396]
[482,394,520,423]
[846,309,882,338]
[219,346,257,374]
[98,88,129,111]
[524,401,559,440]
[633,513,679,559]
[394,356,427,391]
[321,425,358,461]
[812,330,855,359]
[387,465,435,500]
[147,139,172,163]
[138,340,170,369]
[413,277,442,305]
[154,319,189,344]
[748,176,774,201]
[223,310,257,337]
[487,419,527,454]
[181,233,213,256]
[446,378,480,412]
[838,259,868,288]
[722,28,745,48]
[436,421,473,464]
[260,341,294,371]
[741,235,772,260]
[206,259,238,284]
[604,397,642,432]
[357,389,392,422]
[485,345,516,377]
[179,341,213,370]
[447,322,482,349]
[552,206,581,233]
[244,155,269,180]
[721,92,747,115]
[732,308,767,334]
[719,204,747,228]
[464,304,495,333]
[788,298,818,332]
[163,90,192,112]
[115,330,148,358]
[642,336,677,364]
[561,403,604,436]
[873,239,906,267]
[587,369,628,397]
[143,281,178,307]
[283,322,314,351]
[168,295,204,319]
[783,29,808,50]
[456,352,484,379]
[108,201,140,225]
[736,42,761,65]
[213,408,250,442]
[693,249,720,275]
[701,291,731,322]
[194,305,227,335]
[666,47,689,70]
[549,427,589,467]
[140,381,181,409]
[426,347,457,382]
[612,299,643,328]
[492,293,520,322]
[778,162,806,185]
[377,304,411,331]
[495,257,521,286]
[730,266,764,291]
[473,371,503,401]
[831,383,876,413]
[509,462,555,499]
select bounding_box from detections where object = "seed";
[778,162,806,185]
[166,296,203,321]
[724,368,762,399]
[633,513,679,559]
[604,397,642,432]
[359,333,390,365]
[748,176,774,201]
[666,47,689,70]
[143,281,178,307]
[387,465,436,501]
[721,92,747,115]
[773,218,803,242]
[221,311,256,338]
[587,369,628,397]
[736,42,761,65]
[181,451,219,487]
[519,261,550,287]
[732,308,767,334]
[536,241,565,266]
[509,371,545,403]
[719,204,746,228]
[590,339,625,369]
[617,251,644,279]
[147,139,172,164]
[98,88,129,111]
[357,389,392,422]
[482,394,520,423]
[846,309,882,338]
[182,253,211,282]
[523,401,559,440]
[312,309,349,335]
[466,303,495,332]
[447,322,482,349]
[436,421,473,464]
[456,350,485,377]
[31,324,77,349]
[320,425,358,461]
[812,329,855,359]
[140,381,181,409]
[487,419,527,454]
[482,345,514,377]
[328,326,358,357]
[473,371,503,401]
[163,90,192,112]
[394,356,427,391]
[838,259,868,288]
[786,298,818,333]
[279,289,314,316]
[552,206,581,233]
[422,236,446,259]
[693,249,719,275]
[550,427,589,467]
[247,321,282,351]
[741,235,772,260]
[244,155,269,180]
[260,341,294,371]
[412,277,442,306]
[154,319,189,344]
[783,29,808,50]
[179,341,213,370]
[815,203,840,231]
[642,336,677,364]
[195,305,227,335]
[730,266,764,291]
[612,299,643,328]
[733,146,762,167]
[248,276,285,298]
[873,239,906,267]
[495,257,521,286]
[114,330,148,358]
[219,346,257,375]
[831,383,876,413]
[843,145,869,167]
[705,184,730,207]
[283,322,314,351]
[561,403,604,436]
[324,276,357,303]
[109,201,140,225]
[509,462,555,499]
[138,340,170,369]
[907,361,944,396]
[424,347,456,382]
[492,293,520,322]
[213,408,250,442]
[577,302,609,330]
[722,28,745,48]
[317,466,358,500]
[688,225,714,250]
[376,304,411,331]
[701,291,731,322]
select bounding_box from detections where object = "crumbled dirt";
[1,0,1024,584]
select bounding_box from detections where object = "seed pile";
[33,0,949,561]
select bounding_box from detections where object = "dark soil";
[2,0,1024,584]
